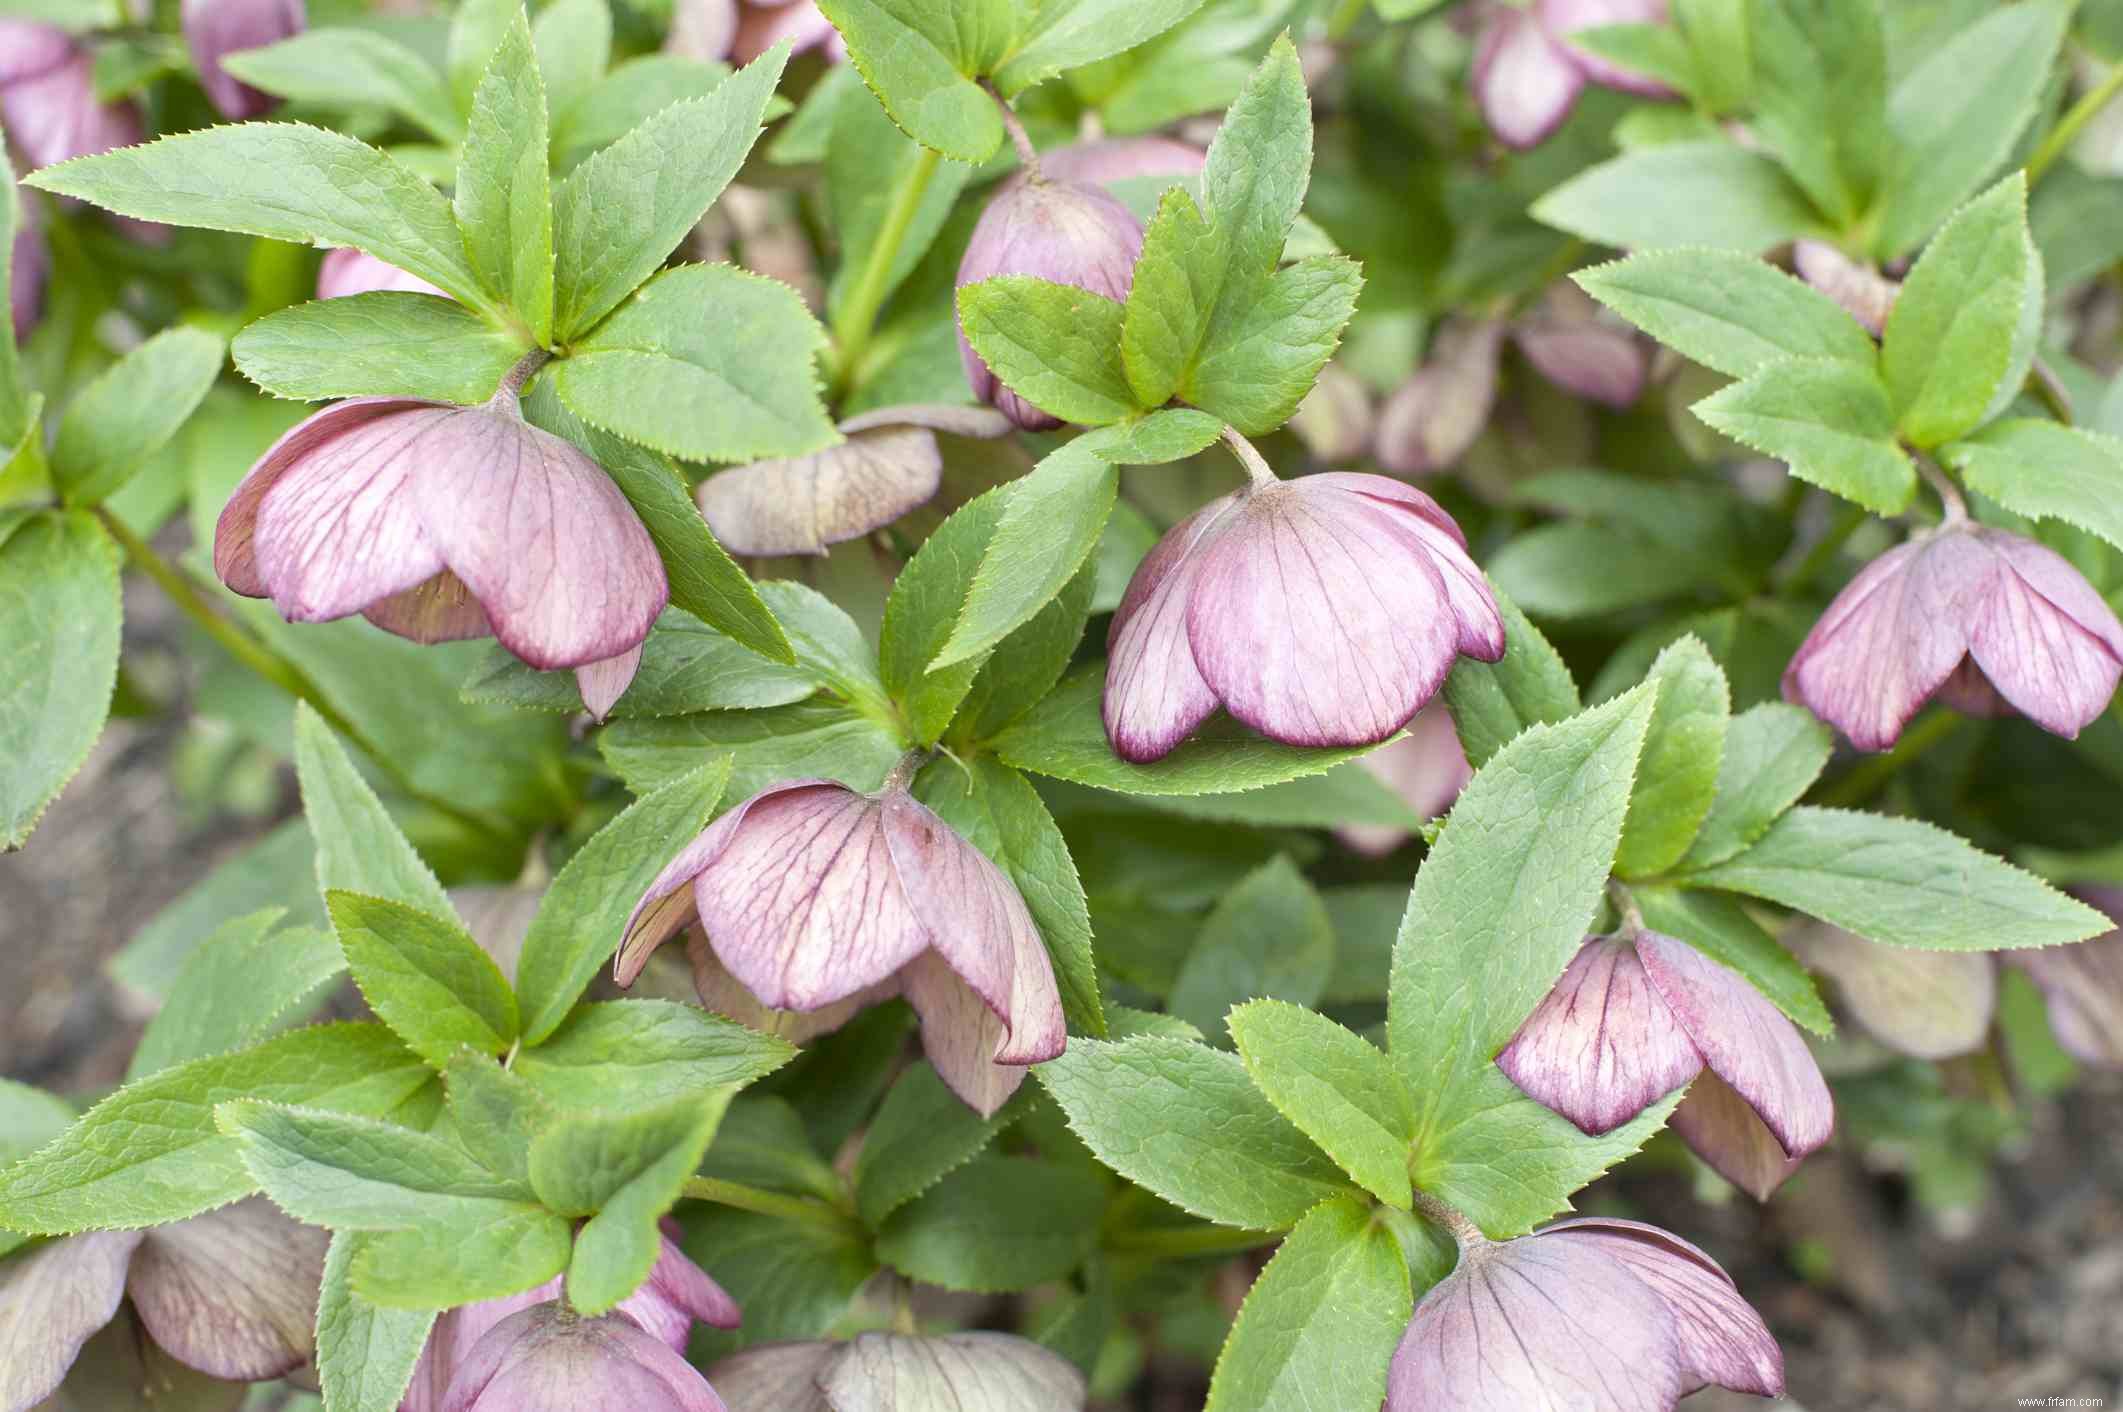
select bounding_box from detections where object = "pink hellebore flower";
[8,195,43,342]
[403,1228,737,1412]
[213,374,669,721]
[316,247,447,300]
[956,178,1145,430]
[1337,702,1471,856]
[616,775,1067,1117]
[1510,283,1648,409]
[0,22,145,173]
[666,0,843,65]
[1499,930,1833,1200]
[710,1331,1086,1411]
[1375,320,1505,477]
[1472,0,1672,150]
[1031,136,1207,191]
[0,1198,329,1412]
[182,0,305,120]
[1782,521,2123,752]
[1102,467,1504,763]
[1388,1209,1783,1410]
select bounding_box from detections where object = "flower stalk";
[827,145,944,398]
[680,1176,860,1235]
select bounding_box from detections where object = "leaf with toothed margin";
[0,511,121,850]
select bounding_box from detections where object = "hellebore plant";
[10,4,2123,1412]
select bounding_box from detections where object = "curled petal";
[363,571,493,644]
[1785,923,1994,1060]
[577,645,644,722]
[126,1197,328,1381]
[899,951,1030,1117]
[442,1305,729,1412]
[1668,1070,1806,1201]
[2005,928,2123,1069]
[1964,530,2123,738]
[1548,1219,1784,1397]
[1185,481,1463,749]
[689,784,932,1010]
[1332,475,1506,661]
[1387,1232,1683,1411]
[1497,937,1705,1136]
[706,1340,837,1412]
[1781,536,1965,751]
[819,1331,1087,1411]
[1102,496,1239,763]
[0,1230,143,1412]
[182,0,306,120]
[1637,931,1832,1162]
[618,1233,742,1349]
[1374,321,1503,476]
[1471,7,1585,150]
[408,407,667,671]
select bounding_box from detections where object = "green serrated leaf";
[514,759,733,1044]
[126,912,344,1079]
[327,890,519,1065]
[1229,1002,1413,1209]
[233,293,529,404]
[1745,0,1887,225]
[1532,141,1818,253]
[222,28,462,142]
[532,0,612,126]
[1202,36,1311,289]
[992,0,1209,97]
[316,1232,435,1412]
[957,276,1138,427]
[1634,885,1833,1036]
[1692,355,1915,513]
[291,703,454,920]
[875,1155,1106,1291]
[600,700,905,800]
[1121,186,1227,408]
[1441,585,1579,770]
[456,10,554,345]
[953,559,1094,742]
[854,1061,1016,1228]
[515,1001,795,1111]
[1686,806,2107,951]
[463,607,814,717]
[1946,420,2123,556]
[1170,855,1336,1043]
[0,511,121,849]
[1201,1196,1411,1412]
[1185,255,1361,437]
[1615,637,1730,879]
[814,0,1004,162]
[50,326,224,507]
[1035,1036,1350,1230]
[1089,408,1227,465]
[1574,248,1877,380]
[1680,701,1832,869]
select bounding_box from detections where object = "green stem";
[93,508,515,844]
[681,1176,860,1234]
[1815,709,1968,808]
[1106,1223,1280,1259]
[827,145,944,400]
[2029,61,2123,187]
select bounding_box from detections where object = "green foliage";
[50,327,225,507]
[1534,142,1819,252]
[1615,637,1730,879]
[1442,586,1580,768]
[456,11,555,345]
[1229,1002,1413,1209]
[126,911,344,1079]
[223,29,461,141]
[233,294,529,404]
[958,278,1138,426]
[1693,355,1916,513]
[1575,249,1877,379]
[0,511,121,848]
[876,1155,1106,1290]
[513,1001,795,1111]
[854,1061,1014,1227]
[1946,420,2123,555]
[291,704,453,920]
[1170,855,1336,1042]
[1681,702,1834,869]
[1745,0,1888,227]
[327,890,520,1066]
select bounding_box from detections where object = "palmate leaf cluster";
[4,0,2123,1408]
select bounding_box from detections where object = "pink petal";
[0,1230,143,1412]
[687,931,890,1044]
[665,0,739,61]
[1965,529,2123,739]
[1471,7,1585,150]
[0,21,73,86]
[1539,0,1676,95]
[898,951,1030,1118]
[1374,320,1504,476]
[1781,535,1969,751]
[317,247,448,300]
[881,788,1065,1069]
[1637,931,1832,1162]
[1033,137,1207,191]
[443,1305,729,1412]
[1668,1070,1806,1201]
[1497,936,1706,1136]
[1547,1219,1784,1397]
[617,1233,741,1348]
[0,50,144,171]
[818,1331,1086,1410]
[689,783,933,1010]
[363,571,494,644]
[403,1280,565,1412]
[1337,702,1472,856]
[1512,321,1646,408]
[408,407,667,671]
[126,1197,328,1381]
[182,0,306,120]
[1386,1230,1683,1411]
[10,204,47,343]
[2004,927,2123,1069]
[577,645,644,722]
[731,0,838,63]
[1185,480,1464,749]
[1784,923,1994,1060]
[1101,495,1241,763]
[242,401,452,622]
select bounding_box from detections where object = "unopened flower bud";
[1511,284,1647,408]
[2007,888,2123,1069]
[711,1331,1085,1411]
[1388,1211,1782,1409]
[1471,0,1672,149]
[956,178,1144,430]
[1103,470,1503,763]
[1499,930,1833,1199]
[1783,522,2123,751]
[440,1305,727,1412]
[182,0,305,120]
[619,775,1067,1116]
[1033,136,1206,191]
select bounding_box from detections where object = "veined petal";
[0,1231,142,1412]
[698,426,944,558]
[899,952,1027,1117]
[690,784,932,1010]
[617,1232,741,1350]
[1186,482,1462,749]
[818,1331,1086,1411]
[1782,535,1967,751]
[577,645,644,723]
[409,407,667,671]
[363,570,493,644]
[403,1279,564,1412]
[1497,937,1705,1136]
[687,931,889,1044]
[1033,137,1206,192]
[1668,1071,1806,1202]
[1101,496,1239,762]
[1511,319,1646,409]
[705,1340,837,1412]
[2005,912,2123,1069]
[126,1197,327,1381]
[1386,1232,1683,1411]
[1471,6,1585,150]
[1539,0,1676,95]
[1547,1219,1784,1397]
[1785,923,1994,1060]
[1965,529,2123,739]
[1637,932,1832,1162]
[443,1305,729,1412]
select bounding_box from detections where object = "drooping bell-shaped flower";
[617,774,1067,1116]
[1792,240,1899,337]
[2004,886,2123,1069]
[0,22,145,172]
[956,178,1145,430]
[1336,702,1471,856]
[403,1228,738,1412]
[1387,1208,1783,1410]
[8,190,43,341]
[1102,462,1504,764]
[0,1198,329,1411]
[696,404,1011,556]
[1470,0,1671,149]
[710,1331,1086,1411]
[317,247,447,300]
[1785,922,1995,1061]
[1782,521,2123,751]
[1511,283,1647,408]
[181,0,305,119]
[440,1305,730,1412]
[1374,320,1503,476]
[1033,135,1207,191]
[213,376,669,721]
[1498,930,1833,1199]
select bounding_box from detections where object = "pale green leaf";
[316,1233,435,1412]
[1745,0,1887,225]
[514,1001,795,1112]
[1185,255,1362,437]
[50,326,225,506]
[814,0,1003,162]
[1692,355,1916,513]
[456,10,554,344]
[233,293,529,404]
[957,276,1138,427]
[1615,637,1730,879]
[1680,701,1832,869]
[1532,141,1818,253]
[992,0,1210,97]
[291,704,453,920]
[0,511,121,848]
[1229,1002,1413,1209]
[327,890,520,1065]
[853,1061,1014,1228]
[1947,419,2123,556]
[126,911,344,1079]
[1441,585,1580,769]
[1574,248,1877,379]
[221,28,461,142]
